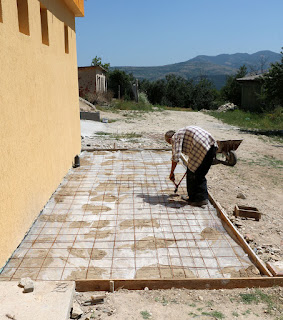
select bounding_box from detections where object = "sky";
[76,0,283,67]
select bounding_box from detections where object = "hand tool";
[173,171,187,193]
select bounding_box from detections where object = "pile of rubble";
[216,102,237,112]
[70,293,115,320]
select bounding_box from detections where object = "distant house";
[0,0,84,268]
[237,74,264,111]
[78,66,108,98]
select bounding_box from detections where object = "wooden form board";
[76,277,283,292]
[81,148,172,152]
[208,192,272,277]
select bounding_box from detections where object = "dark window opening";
[40,5,49,45]
[17,0,30,35]
[0,0,3,23]
[64,24,69,54]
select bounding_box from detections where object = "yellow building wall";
[0,0,83,268]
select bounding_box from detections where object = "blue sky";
[76,0,283,67]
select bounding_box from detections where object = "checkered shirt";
[171,126,217,172]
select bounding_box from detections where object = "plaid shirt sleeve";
[171,128,186,163]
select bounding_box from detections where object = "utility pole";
[135,79,138,102]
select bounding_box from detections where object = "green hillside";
[110,50,281,89]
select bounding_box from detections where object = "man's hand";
[169,172,175,182]
[169,161,177,182]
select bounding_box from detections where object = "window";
[40,5,49,45]
[0,0,3,23]
[64,24,69,54]
[17,0,30,35]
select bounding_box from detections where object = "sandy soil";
[76,109,283,320]
[72,287,283,320]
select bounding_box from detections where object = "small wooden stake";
[110,280,114,292]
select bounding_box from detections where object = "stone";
[244,234,254,242]
[23,280,34,293]
[198,295,203,301]
[237,192,247,199]
[71,301,83,319]
[90,294,106,302]
[235,221,243,227]
[18,277,32,288]
[18,277,34,293]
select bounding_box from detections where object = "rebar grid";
[0,151,256,281]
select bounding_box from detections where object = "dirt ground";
[76,108,283,320]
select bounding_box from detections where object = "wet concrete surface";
[0,151,258,281]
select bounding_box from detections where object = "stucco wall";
[0,0,81,268]
[78,67,107,98]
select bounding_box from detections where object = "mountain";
[111,50,281,89]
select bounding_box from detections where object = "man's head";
[165,130,175,144]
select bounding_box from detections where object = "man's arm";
[169,161,178,182]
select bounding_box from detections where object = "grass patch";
[201,311,225,319]
[240,155,283,169]
[188,312,198,318]
[140,310,151,319]
[94,131,111,136]
[187,303,196,307]
[208,107,283,131]
[239,289,276,314]
[232,311,239,317]
[106,100,165,113]
[94,131,142,141]
[111,133,142,140]
[165,106,193,112]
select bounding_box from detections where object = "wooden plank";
[208,192,272,277]
[234,204,261,221]
[75,277,283,292]
[81,148,172,152]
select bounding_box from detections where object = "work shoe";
[186,199,208,207]
[181,195,189,201]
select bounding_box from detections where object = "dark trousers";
[186,146,217,202]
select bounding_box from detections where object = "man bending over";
[165,126,217,207]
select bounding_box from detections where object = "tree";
[108,69,134,100]
[191,78,217,110]
[91,56,110,71]
[262,49,283,109]
[220,65,247,106]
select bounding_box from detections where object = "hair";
[165,130,176,139]
[165,130,175,140]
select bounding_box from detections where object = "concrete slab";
[0,151,259,281]
[0,281,74,320]
[80,120,109,138]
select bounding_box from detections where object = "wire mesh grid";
[0,150,257,281]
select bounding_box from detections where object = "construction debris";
[70,301,83,319]
[83,294,106,306]
[217,102,237,112]
[18,277,34,293]
[234,205,261,221]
